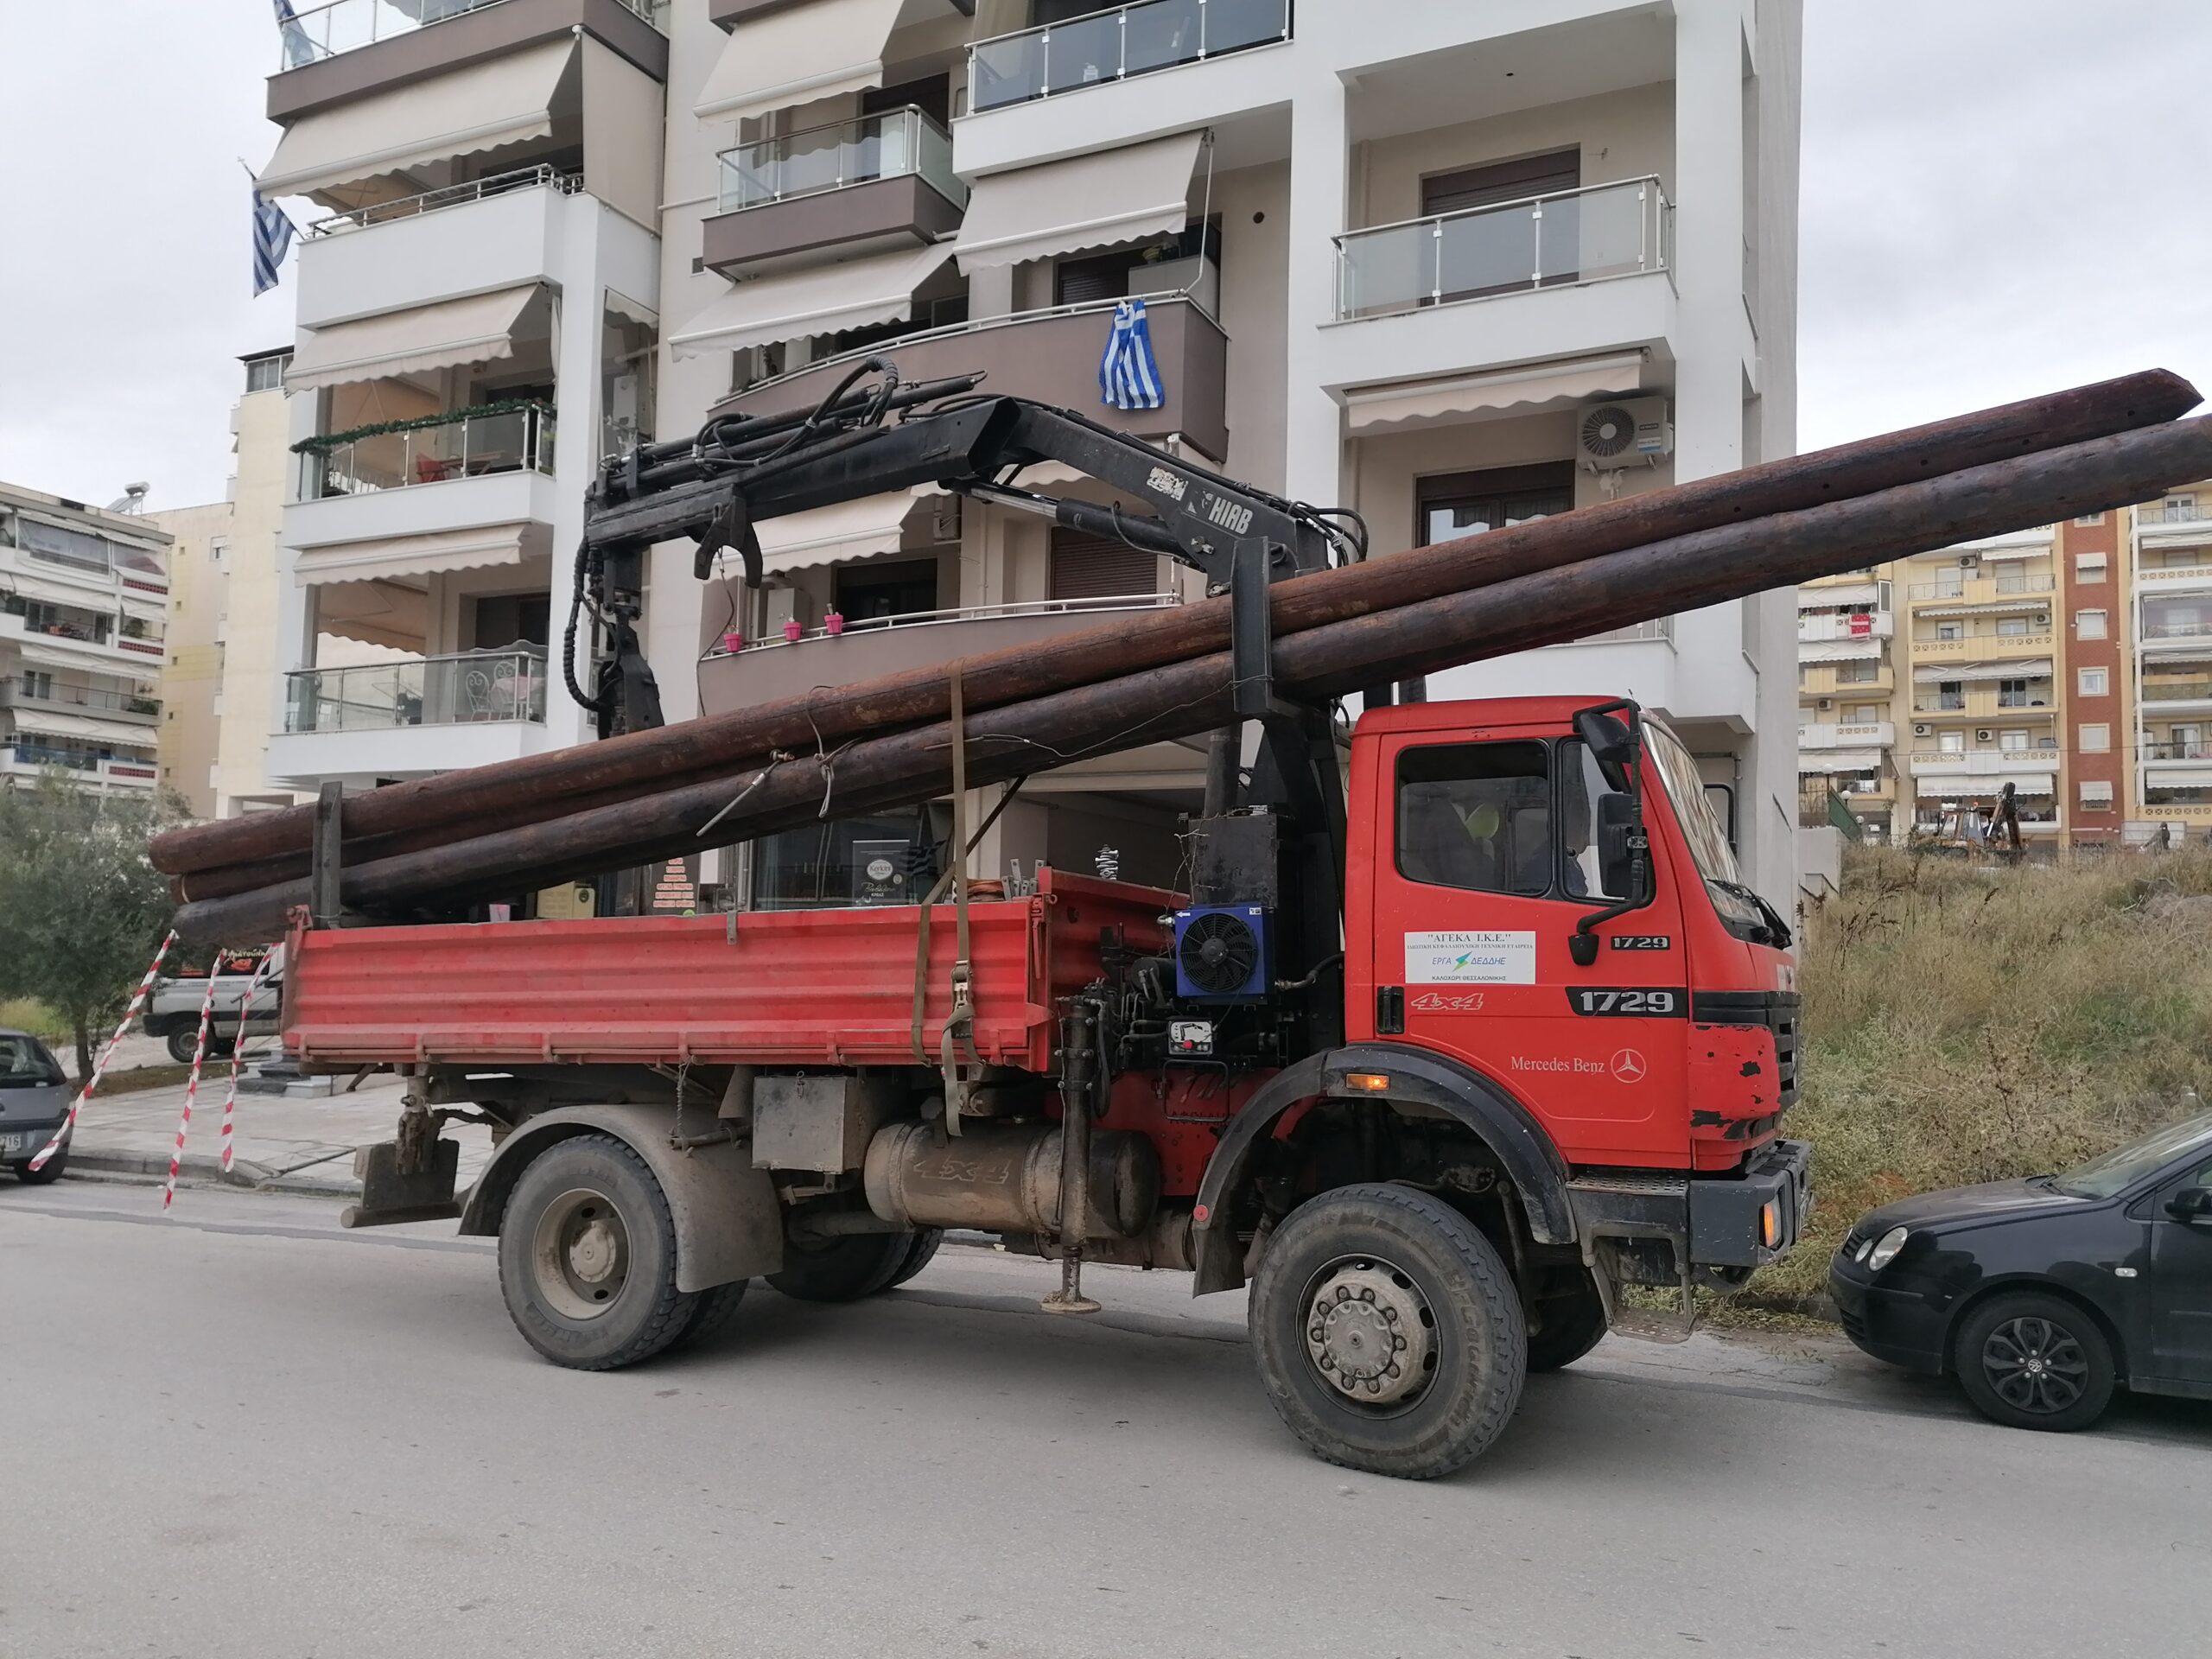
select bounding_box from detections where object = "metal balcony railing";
[0,746,158,784]
[283,648,548,733]
[968,0,1289,111]
[1335,177,1670,321]
[2142,618,2212,642]
[705,593,1182,659]
[298,404,556,499]
[1,678,159,715]
[279,0,658,68]
[718,107,964,216]
[306,165,581,238]
[2145,740,2212,761]
[1572,618,1674,645]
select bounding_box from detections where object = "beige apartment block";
[2129,480,2212,845]
[256,0,1804,910]
[0,484,169,796]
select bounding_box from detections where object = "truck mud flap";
[340,1137,461,1230]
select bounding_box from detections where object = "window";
[245,353,291,394]
[2076,609,2108,640]
[1939,730,1966,753]
[1998,678,2030,709]
[1417,462,1575,546]
[1997,615,2031,637]
[1421,149,1583,298]
[209,537,229,565]
[1936,621,1964,641]
[2155,494,2200,524]
[2079,722,2110,753]
[1395,741,1554,896]
[838,557,943,620]
[1929,680,1964,711]
[2080,779,2114,809]
[1834,660,1879,685]
[2075,553,2107,582]
[2079,666,2109,697]
[1047,531,1154,603]
[22,671,52,700]
[2073,512,2106,527]
[1999,730,2030,752]
[1847,703,1884,724]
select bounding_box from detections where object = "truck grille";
[1693,989,1801,1109]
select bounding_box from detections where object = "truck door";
[1365,734,1689,1166]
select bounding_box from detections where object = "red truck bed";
[281,868,1175,1071]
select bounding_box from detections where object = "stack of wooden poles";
[156,370,2212,946]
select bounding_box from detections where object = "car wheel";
[1524,1269,1608,1373]
[166,1029,200,1065]
[496,1134,698,1370]
[1248,1183,1527,1479]
[1954,1291,2116,1433]
[766,1231,912,1302]
[12,1148,67,1186]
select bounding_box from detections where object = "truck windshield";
[1641,721,1787,946]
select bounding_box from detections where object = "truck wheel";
[672,1279,750,1351]
[767,1231,912,1302]
[1249,1183,1527,1480]
[1525,1271,1608,1373]
[886,1227,944,1288]
[497,1134,698,1370]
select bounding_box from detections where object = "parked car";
[141,945,284,1064]
[1831,1107,2212,1430]
[0,1030,75,1185]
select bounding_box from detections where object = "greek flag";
[253,189,296,296]
[1098,298,1164,411]
[274,0,317,70]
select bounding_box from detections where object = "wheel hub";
[531,1187,632,1321]
[1303,1262,1433,1406]
[569,1218,620,1284]
[1983,1315,2087,1414]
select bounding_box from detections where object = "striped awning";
[1912,658,2054,684]
[12,710,156,749]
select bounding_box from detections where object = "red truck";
[283,691,1807,1479]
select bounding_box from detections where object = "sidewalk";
[60,1066,494,1198]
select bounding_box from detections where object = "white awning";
[1800,749,1882,771]
[1912,658,2055,684]
[1344,353,1646,435]
[295,524,528,588]
[1799,637,1883,664]
[955,131,1205,273]
[287,286,544,392]
[1916,774,2055,799]
[750,488,935,578]
[258,38,576,200]
[671,244,957,359]
[694,0,902,124]
[2151,768,2212,789]
[1914,599,2053,618]
[12,710,156,749]
[12,639,136,675]
[1802,582,1880,611]
[0,569,117,610]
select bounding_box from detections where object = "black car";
[1831,1107,2212,1431]
[0,1029,75,1185]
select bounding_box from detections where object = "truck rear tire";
[1249,1183,1527,1480]
[497,1134,698,1370]
[672,1279,750,1351]
[1525,1271,1608,1373]
[887,1227,944,1287]
[766,1231,913,1302]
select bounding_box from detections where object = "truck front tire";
[497,1134,698,1370]
[1249,1183,1527,1479]
[1524,1270,1608,1372]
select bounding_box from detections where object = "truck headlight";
[1866,1225,1910,1273]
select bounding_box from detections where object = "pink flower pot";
[782,619,804,643]
[721,631,744,653]
[823,613,845,636]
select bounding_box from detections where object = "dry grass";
[1750,846,2212,1306]
[0,997,69,1044]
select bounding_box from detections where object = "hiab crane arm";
[566,359,1365,739]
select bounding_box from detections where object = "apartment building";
[149,351,319,820]
[1794,566,1897,841]
[2131,480,2212,845]
[257,0,1803,911]
[0,485,168,796]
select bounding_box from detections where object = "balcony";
[284,647,546,733]
[1905,573,2054,605]
[1800,721,1895,751]
[276,0,658,71]
[0,601,164,666]
[2145,740,2212,763]
[2142,677,2212,708]
[711,295,1230,463]
[1910,687,2056,718]
[1335,177,1670,322]
[2139,614,2212,652]
[1908,630,2053,664]
[2136,556,2212,591]
[1797,612,1894,643]
[0,678,160,725]
[297,404,555,501]
[1572,618,1673,646]
[966,0,1291,114]
[697,595,1180,719]
[0,746,158,789]
[704,109,964,278]
[304,163,579,238]
[6,520,168,603]
[1910,748,2061,778]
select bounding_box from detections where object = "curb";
[63,1148,363,1199]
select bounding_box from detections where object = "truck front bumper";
[1567,1138,1813,1272]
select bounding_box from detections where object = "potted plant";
[823,611,845,636]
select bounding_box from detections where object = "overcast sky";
[3,2,2209,512]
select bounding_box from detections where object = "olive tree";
[0,772,182,1079]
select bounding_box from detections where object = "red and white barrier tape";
[162,975,221,1211]
[28,929,179,1173]
[218,951,280,1176]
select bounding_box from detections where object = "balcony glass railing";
[283,648,548,733]
[306,165,581,238]
[1334,177,1672,321]
[2142,617,2212,642]
[719,107,963,216]
[2146,740,2212,761]
[279,0,658,68]
[2,678,159,715]
[298,404,556,500]
[968,0,1290,112]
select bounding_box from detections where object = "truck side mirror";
[1573,707,1637,768]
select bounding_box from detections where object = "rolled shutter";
[1049,528,1159,601]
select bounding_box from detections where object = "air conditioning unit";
[1173,906,1273,1004]
[1577,398,1673,470]
[1959,553,1980,569]
[1913,722,1933,737]
[1974,728,1995,743]
[1816,697,1834,710]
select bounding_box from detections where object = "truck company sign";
[1405,931,1536,986]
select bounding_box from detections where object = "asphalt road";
[3,1181,2209,1659]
